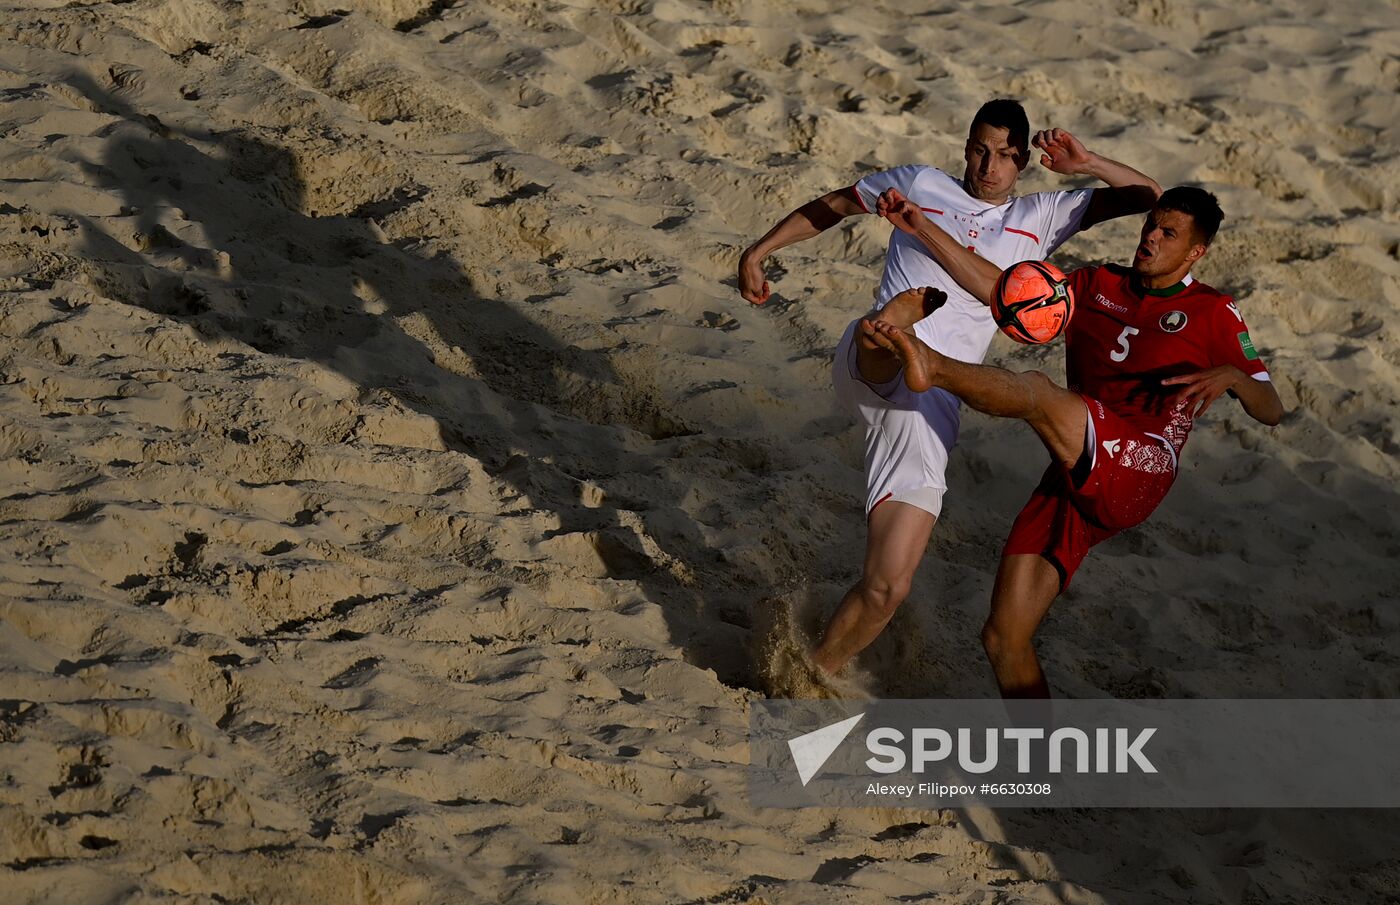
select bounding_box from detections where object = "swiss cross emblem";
[967,228,979,239]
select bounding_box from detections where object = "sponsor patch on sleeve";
[1237,331,1258,360]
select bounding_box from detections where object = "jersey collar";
[1135,273,1194,298]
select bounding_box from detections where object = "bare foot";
[887,285,947,321]
[861,319,937,392]
[854,286,945,384]
[855,286,945,351]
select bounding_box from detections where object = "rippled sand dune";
[2,1,1398,902]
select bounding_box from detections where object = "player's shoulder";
[1182,278,1238,314]
[1003,189,1089,239]
[1169,279,1252,337]
[1019,186,1078,203]
[857,164,951,200]
[905,165,957,192]
[1073,261,1125,283]
[1017,186,1092,210]
[1184,277,1230,302]
[914,164,953,182]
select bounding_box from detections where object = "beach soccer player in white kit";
[738,99,1162,683]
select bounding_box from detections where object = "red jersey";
[1064,264,1271,452]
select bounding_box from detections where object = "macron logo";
[789,713,864,786]
[1094,293,1130,314]
[1102,439,1121,458]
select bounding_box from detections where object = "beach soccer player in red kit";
[863,185,1284,698]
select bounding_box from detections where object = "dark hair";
[970,99,1029,152]
[1156,186,1224,244]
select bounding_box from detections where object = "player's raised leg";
[861,318,1093,699]
[811,500,935,676]
[982,553,1062,698]
[861,318,1087,470]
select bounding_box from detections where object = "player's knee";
[1019,370,1073,423]
[980,621,1001,658]
[859,573,912,618]
[981,620,1031,662]
[997,370,1053,419]
[1022,370,1058,401]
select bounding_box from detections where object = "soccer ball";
[992,260,1075,344]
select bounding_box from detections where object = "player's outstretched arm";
[876,188,1001,306]
[737,187,865,304]
[1161,366,1284,425]
[1033,128,1161,229]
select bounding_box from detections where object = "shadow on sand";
[63,71,758,687]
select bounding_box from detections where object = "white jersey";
[853,165,1094,364]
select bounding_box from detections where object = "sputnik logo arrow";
[788,713,865,786]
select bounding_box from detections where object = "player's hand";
[738,248,771,305]
[1033,128,1092,176]
[876,188,927,235]
[1161,366,1245,419]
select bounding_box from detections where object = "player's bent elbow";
[1263,387,1285,426]
[823,186,866,217]
[1247,392,1285,427]
[1124,183,1161,212]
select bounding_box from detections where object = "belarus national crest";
[1159,310,1188,333]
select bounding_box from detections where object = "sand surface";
[2,0,1399,902]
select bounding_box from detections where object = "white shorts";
[832,319,960,519]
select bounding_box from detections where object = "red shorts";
[1003,396,1178,589]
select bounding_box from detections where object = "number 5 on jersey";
[1110,326,1139,362]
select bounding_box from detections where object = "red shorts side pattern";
[1003,396,1177,589]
